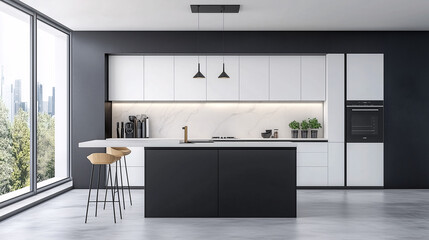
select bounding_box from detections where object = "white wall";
[112,102,324,139]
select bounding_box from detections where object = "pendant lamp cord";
[222,8,225,64]
[197,6,200,64]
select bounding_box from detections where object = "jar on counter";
[273,129,279,138]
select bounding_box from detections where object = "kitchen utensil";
[116,122,120,138]
[125,122,134,138]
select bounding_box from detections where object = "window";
[0,0,31,202]
[36,20,69,188]
[0,0,70,204]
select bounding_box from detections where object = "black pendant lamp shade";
[218,63,230,78]
[193,63,205,78]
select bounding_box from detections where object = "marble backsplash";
[112,102,324,139]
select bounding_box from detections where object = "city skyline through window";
[0,1,31,201]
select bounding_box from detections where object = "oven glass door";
[347,107,383,142]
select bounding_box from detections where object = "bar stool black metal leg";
[115,162,123,219]
[85,165,94,223]
[124,156,132,206]
[95,165,101,217]
[103,164,110,210]
[119,158,125,209]
[109,165,116,223]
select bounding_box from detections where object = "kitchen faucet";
[182,126,188,143]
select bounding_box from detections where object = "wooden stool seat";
[112,147,131,156]
[87,153,120,165]
[107,147,127,158]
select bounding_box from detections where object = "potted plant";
[300,120,309,138]
[288,120,300,138]
[308,118,322,138]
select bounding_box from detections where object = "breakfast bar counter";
[79,139,297,218]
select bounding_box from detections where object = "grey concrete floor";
[1,189,429,240]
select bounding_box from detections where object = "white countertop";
[211,138,328,142]
[78,138,298,148]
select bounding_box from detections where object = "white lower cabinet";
[124,147,144,167]
[297,143,328,186]
[107,166,144,187]
[297,142,328,153]
[297,153,328,167]
[347,143,383,186]
[328,143,345,186]
[105,166,145,187]
[106,147,145,187]
[297,167,328,186]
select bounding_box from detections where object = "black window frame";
[0,0,72,208]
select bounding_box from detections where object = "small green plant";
[289,120,300,130]
[308,118,322,129]
[301,120,309,130]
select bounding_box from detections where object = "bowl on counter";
[261,130,272,138]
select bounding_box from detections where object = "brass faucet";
[182,126,188,143]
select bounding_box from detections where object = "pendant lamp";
[218,8,230,78]
[193,6,205,79]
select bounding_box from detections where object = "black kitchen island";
[145,146,297,218]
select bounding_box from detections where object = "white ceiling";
[19,0,429,31]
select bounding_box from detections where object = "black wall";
[72,31,429,189]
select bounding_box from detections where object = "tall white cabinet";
[326,54,345,186]
[346,54,384,187]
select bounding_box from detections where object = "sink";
[179,139,214,144]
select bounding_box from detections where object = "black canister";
[120,122,125,138]
[116,122,120,138]
[137,120,143,138]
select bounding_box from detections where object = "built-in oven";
[346,101,384,142]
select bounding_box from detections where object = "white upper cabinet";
[108,56,144,101]
[144,56,174,101]
[269,56,301,101]
[347,54,384,100]
[207,56,239,101]
[175,56,207,101]
[108,55,329,102]
[301,56,326,101]
[239,56,270,101]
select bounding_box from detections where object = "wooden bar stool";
[85,153,122,223]
[105,147,133,209]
